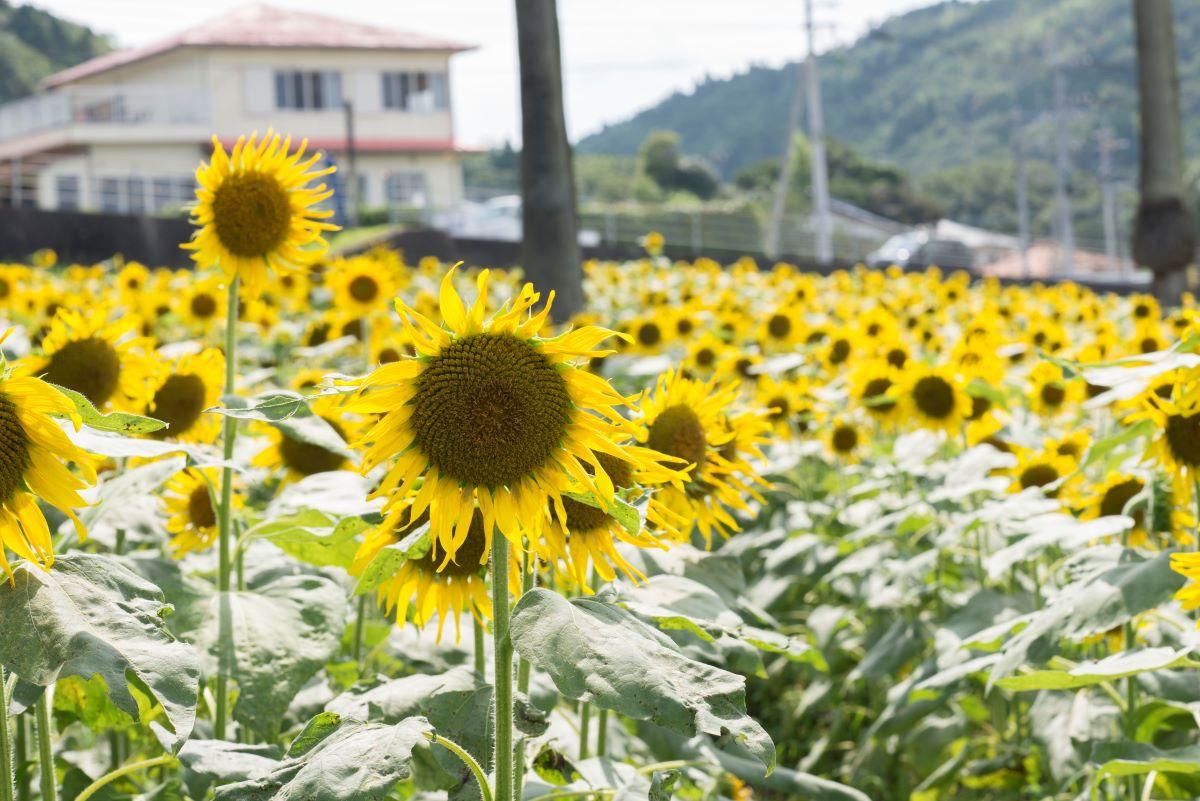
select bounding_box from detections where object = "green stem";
[215,275,240,741]
[578,703,591,761]
[512,550,535,801]
[0,671,14,801]
[34,691,55,801]
[526,790,615,801]
[425,732,492,801]
[473,615,486,676]
[596,708,609,758]
[15,715,27,801]
[491,532,513,801]
[74,755,177,801]
[352,595,368,669]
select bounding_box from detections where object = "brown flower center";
[210,172,292,258]
[43,336,121,406]
[0,392,31,505]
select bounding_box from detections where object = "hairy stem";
[215,274,241,740]
[425,731,493,801]
[491,532,513,801]
[34,691,55,801]
[74,755,177,801]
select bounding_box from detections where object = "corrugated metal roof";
[45,3,474,88]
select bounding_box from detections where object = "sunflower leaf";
[997,647,1196,692]
[48,383,167,434]
[209,391,314,422]
[0,553,200,753]
[1089,742,1200,781]
[353,520,432,596]
[563,491,644,538]
[241,510,369,570]
[194,572,348,736]
[212,717,432,801]
[510,588,776,775]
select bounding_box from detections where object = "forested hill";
[576,0,1200,182]
[0,1,111,102]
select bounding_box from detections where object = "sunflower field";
[1,133,1200,801]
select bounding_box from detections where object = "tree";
[515,0,583,318]
[638,131,683,188]
[1132,0,1195,303]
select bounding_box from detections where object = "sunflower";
[627,315,670,354]
[346,268,679,565]
[826,415,864,462]
[1008,448,1074,497]
[757,375,806,436]
[850,360,902,425]
[629,369,767,546]
[162,468,241,557]
[902,364,971,434]
[135,348,225,443]
[351,502,498,642]
[34,306,147,409]
[183,131,339,296]
[1075,473,1184,548]
[1130,376,1200,504]
[543,451,681,591]
[253,395,356,481]
[178,276,228,330]
[0,357,96,577]
[328,254,397,317]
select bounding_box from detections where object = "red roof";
[215,136,476,154]
[44,3,474,88]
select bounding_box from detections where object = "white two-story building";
[0,3,472,217]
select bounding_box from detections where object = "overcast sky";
[29,0,949,147]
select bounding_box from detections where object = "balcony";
[0,85,211,159]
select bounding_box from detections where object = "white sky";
[27,0,947,147]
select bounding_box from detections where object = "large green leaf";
[241,510,370,570]
[327,667,492,799]
[989,549,1185,688]
[509,588,775,774]
[178,740,283,799]
[0,554,200,752]
[212,717,431,801]
[1089,742,1200,781]
[195,573,348,735]
[604,575,823,668]
[998,648,1195,692]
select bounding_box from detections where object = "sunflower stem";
[34,690,55,801]
[352,594,368,670]
[0,670,15,801]
[215,274,240,741]
[578,702,591,760]
[512,549,535,801]
[425,732,492,801]
[74,755,177,801]
[596,708,609,758]
[490,531,513,801]
[474,615,486,677]
[15,714,28,801]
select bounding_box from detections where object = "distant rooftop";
[44,3,475,89]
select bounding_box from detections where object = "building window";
[99,178,122,213]
[385,171,428,207]
[126,178,146,215]
[274,70,342,110]
[381,72,448,111]
[55,176,80,211]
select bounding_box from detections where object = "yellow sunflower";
[0,357,96,577]
[252,395,356,482]
[162,468,242,557]
[850,360,902,425]
[629,369,767,546]
[1008,448,1075,497]
[902,363,972,434]
[346,268,677,565]
[327,254,397,317]
[1130,377,1200,504]
[135,348,225,443]
[825,415,864,462]
[183,131,339,296]
[34,307,147,409]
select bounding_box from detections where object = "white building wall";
[30,46,464,213]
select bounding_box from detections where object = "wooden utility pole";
[515,0,584,318]
[1132,0,1195,303]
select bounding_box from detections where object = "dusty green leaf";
[49,383,166,434]
[510,588,775,774]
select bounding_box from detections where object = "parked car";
[868,230,974,270]
[443,195,600,246]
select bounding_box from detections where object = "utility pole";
[1050,50,1075,277]
[764,59,804,258]
[804,0,834,265]
[1098,123,1120,272]
[342,100,359,228]
[1012,108,1031,279]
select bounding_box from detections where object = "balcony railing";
[0,85,211,143]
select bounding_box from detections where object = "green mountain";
[578,0,1199,194]
[0,1,111,103]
